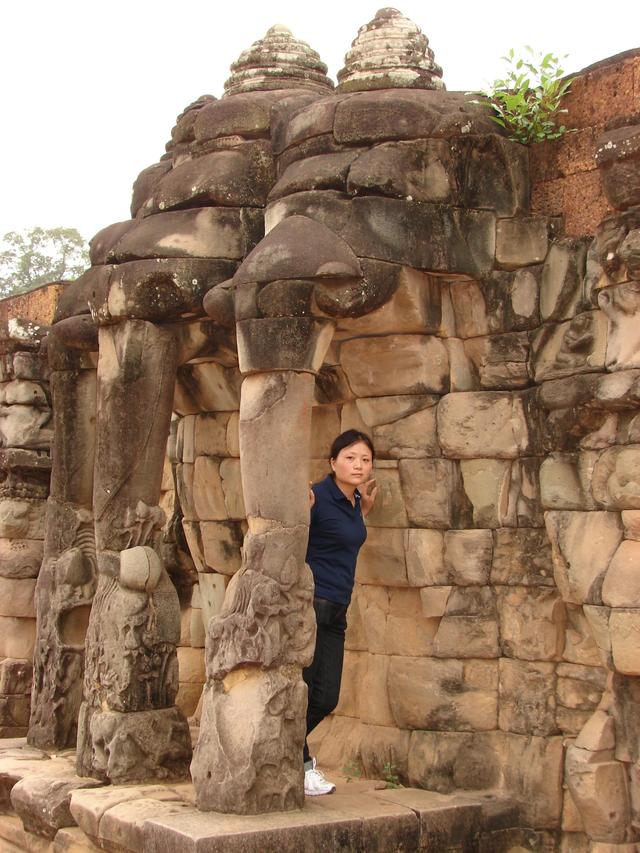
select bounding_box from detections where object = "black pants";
[302,597,347,764]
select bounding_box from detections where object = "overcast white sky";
[1,0,638,244]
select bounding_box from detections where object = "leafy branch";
[474,47,573,145]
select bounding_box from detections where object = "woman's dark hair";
[329,430,375,463]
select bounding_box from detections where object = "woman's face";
[331,441,373,488]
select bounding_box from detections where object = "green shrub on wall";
[475,47,573,145]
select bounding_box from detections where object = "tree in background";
[0,226,89,298]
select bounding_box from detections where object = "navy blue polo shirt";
[306,475,367,606]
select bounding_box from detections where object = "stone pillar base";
[76,703,192,784]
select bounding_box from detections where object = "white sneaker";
[304,758,336,796]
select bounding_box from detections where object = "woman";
[303,429,377,796]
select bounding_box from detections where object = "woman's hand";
[360,478,377,517]
[309,482,315,509]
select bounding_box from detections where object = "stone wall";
[0,285,59,737]
[531,48,640,237]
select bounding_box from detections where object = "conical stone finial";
[337,7,445,93]
[224,24,334,96]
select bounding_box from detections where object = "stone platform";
[0,738,527,852]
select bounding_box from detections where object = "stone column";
[29,327,97,748]
[191,312,334,813]
[76,319,192,783]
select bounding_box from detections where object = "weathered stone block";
[336,266,442,337]
[490,528,555,587]
[347,139,456,203]
[363,466,409,528]
[357,528,408,586]
[531,311,607,383]
[0,617,35,659]
[497,586,565,661]
[545,511,623,605]
[107,207,261,263]
[449,268,540,338]
[602,540,640,607]
[406,529,446,586]
[341,334,449,397]
[609,609,640,675]
[147,142,275,212]
[270,150,360,200]
[438,392,534,459]
[388,657,498,731]
[0,500,46,540]
[174,362,241,415]
[592,445,640,510]
[373,405,439,459]
[0,577,36,618]
[540,239,588,322]
[460,458,542,528]
[191,457,228,521]
[399,458,471,529]
[539,452,598,511]
[407,730,501,793]
[566,746,630,842]
[193,413,232,458]
[463,331,531,389]
[496,217,549,269]
[498,658,556,736]
[200,521,243,575]
[444,530,493,585]
[0,659,32,695]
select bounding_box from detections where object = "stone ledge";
[0,739,522,852]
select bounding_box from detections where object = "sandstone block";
[574,710,615,752]
[531,311,607,383]
[497,586,565,661]
[563,604,604,668]
[197,573,226,634]
[540,239,588,322]
[347,139,456,203]
[359,724,410,782]
[460,458,542,528]
[357,528,408,586]
[405,529,446,586]
[0,695,30,728]
[182,520,205,572]
[107,207,260,263]
[270,150,359,199]
[200,521,242,575]
[545,511,623,605]
[432,588,500,659]
[363,466,409,528]
[496,217,549,269]
[310,405,341,460]
[0,500,46,540]
[540,452,598,511]
[384,588,440,657]
[609,609,640,675]
[0,538,43,579]
[10,772,103,840]
[388,657,498,731]
[219,459,245,521]
[191,457,228,521]
[602,540,640,606]
[463,331,531,389]
[373,405,439,459]
[444,530,493,585]
[0,577,35,618]
[0,660,32,695]
[566,747,630,842]
[148,142,275,212]
[177,647,206,684]
[408,730,501,793]
[449,268,540,338]
[419,586,452,617]
[355,394,439,429]
[0,617,35,659]
[438,392,534,459]
[341,334,449,396]
[592,445,640,510]
[498,733,564,828]
[174,362,240,415]
[400,458,471,529]
[193,413,231,458]
[498,658,556,736]
[490,528,555,587]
